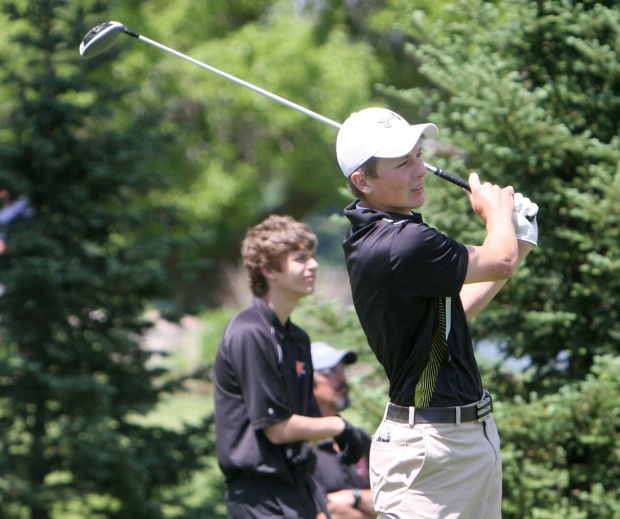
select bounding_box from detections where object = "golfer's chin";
[409,192,425,209]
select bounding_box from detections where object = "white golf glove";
[513,192,539,246]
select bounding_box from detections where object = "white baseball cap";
[310,342,357,371]
[336,107,438,177]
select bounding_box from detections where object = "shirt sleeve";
[390,222,468,298]
[220,319,293,431]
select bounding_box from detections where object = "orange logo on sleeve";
[296,361,307,377]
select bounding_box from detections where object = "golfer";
[214,215,363,519]
[335,107,538,518]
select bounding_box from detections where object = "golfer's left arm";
[461,240,535,319]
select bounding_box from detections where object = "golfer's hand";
[335,419,363,465]
[513,192,539,246]
[467,172,515,225]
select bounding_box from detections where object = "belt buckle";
[476,393,493,422]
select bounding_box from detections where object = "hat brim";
[340,351,357,365]
[311,345,358,371]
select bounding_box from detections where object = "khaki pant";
[369,405,502,518]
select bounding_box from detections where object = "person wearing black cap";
[311,342,376,519]
[335,108,538,518]
[214,215,364,519]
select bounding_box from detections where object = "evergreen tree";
[0,1,213,517]
[498,355,620,518]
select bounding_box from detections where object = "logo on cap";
[377,112,401,128]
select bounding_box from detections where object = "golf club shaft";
[123,28,342,130]
[121,25,470,190]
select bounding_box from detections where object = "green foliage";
[198,306,237,361]
[0,1,213,517]
[498,356,620,518]
[101,1,382,309]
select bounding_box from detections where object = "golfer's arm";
[263,414,345,444]
[461,240,535,319]
[463,219,519,284]
[460,279,508,320]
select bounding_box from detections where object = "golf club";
[79,21,470,191]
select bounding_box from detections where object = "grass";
[134,388,213,430]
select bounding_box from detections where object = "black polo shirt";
[343,201,483,407]
[214,297,321,485]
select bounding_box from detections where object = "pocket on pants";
[370,422,427,515]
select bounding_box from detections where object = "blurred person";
[336,107,538,518]
[311,341,376,518]
[0,187,35,296]
[0,187,35,260]
[214,215,364,519]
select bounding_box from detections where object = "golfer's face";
[366,142,427,214]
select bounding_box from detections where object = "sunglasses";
[317,365,346,378]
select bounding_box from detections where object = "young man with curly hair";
[214,215,363,519]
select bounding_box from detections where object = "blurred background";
[0,0,618,517]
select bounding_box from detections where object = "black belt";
[386,392,493,425]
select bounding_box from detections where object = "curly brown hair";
[241,215,318,296]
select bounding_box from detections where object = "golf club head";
[79,21,126,58]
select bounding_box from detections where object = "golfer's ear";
[350,169,371,194]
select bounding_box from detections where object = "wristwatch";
[351,488,362,509]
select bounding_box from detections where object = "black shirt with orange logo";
[214,296,320,485]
